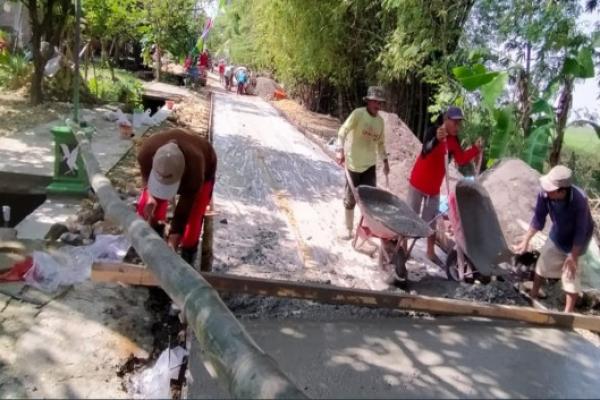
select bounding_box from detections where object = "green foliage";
[488,106,517,162]
[452,64,499,91]
[378,0,474,84]
[0,52,33,89]
[562,46,595,78]
[87,69,143,109]
[521,123,552,172]
[139,0,201,61]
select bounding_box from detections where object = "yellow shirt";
[337,107,386,173]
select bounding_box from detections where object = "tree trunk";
[549,77,574,166]
[27,0,44,105]
[154,44,161,81]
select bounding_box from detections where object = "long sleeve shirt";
[531,186,594,254]
[409,124,479,196]
[137,129,217,235]
[337,107,386,173]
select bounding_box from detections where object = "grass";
[564,126,600,155]
[85,67,144,111]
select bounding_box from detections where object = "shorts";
[535,239,581,294]
[407,184,439,229]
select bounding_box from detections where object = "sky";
[571,9,599,119]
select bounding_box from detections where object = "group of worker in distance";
[216,58,251,95]
[135,85,594,314]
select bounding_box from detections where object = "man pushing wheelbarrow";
[336,87,433,284]
[335,86,390,240]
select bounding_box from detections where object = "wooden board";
[91,262,600,333]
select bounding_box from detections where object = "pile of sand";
[253,77,281,101]
[479,158,542,245]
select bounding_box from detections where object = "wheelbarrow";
[444,178,514,282]
[346,170,433,284]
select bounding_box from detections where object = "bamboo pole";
[74,131,306,399]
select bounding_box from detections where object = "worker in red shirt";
[408,106,483,265]
[199,50,209,68]
[136,128,217,265]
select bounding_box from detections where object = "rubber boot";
[180,247,197,266]
[339,209,354,240]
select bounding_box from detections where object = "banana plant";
[452,63,515,167]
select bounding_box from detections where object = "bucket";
[165,100,175,110]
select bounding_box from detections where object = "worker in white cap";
[336,86,390,240]
[514,165,594,312]
[136,128,217,265]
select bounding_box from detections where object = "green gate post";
[46,125,90,196]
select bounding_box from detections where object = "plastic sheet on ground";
[24,247,93,292]
[23,235,130,292]
[83,234,131,263]
[130,346,188,399]
[582,238,600,292]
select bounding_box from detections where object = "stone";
[79,224,93,240]
[92,220,122,236]
[59,232,83,246]
[44,223,69,241]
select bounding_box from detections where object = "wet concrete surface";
[189,316,600,399]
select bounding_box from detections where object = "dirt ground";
[0,89,71,138]
[0,82,212,398]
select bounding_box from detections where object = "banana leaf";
[488,106,516,160]
[521,124,552,172]
[480,72,508,110]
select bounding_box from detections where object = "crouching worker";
[514,165,594,313]
[136,128,217,265]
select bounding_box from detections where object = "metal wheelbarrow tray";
[354,185,433,283]
[446,179,513,280]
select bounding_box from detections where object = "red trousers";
[136,181,214,248]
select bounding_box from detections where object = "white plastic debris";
[83,234,131,263]
[130,346,188,399]
[24,247,93,292]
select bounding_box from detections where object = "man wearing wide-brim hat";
[335,86,390,239]
[514,165,595,312]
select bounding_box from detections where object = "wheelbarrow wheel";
[445,249,475,283]
[445,249,491,284]
[379,240,408,284]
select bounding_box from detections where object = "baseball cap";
[363,86,386,102]
[148,142,185,200]
[445,106,464,120]
[539,165,572,192]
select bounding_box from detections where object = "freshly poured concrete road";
[190,317,600,398]
[189,90,600,398]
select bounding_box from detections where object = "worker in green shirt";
[336,86,390,239]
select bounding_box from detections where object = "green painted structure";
[46,125,90,196]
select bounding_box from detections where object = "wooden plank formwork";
[91,262,600,334]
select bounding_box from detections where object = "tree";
[19,0,74,104]
[461,0,598,168]
[139,0,200,81]
[84,0,142,80]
